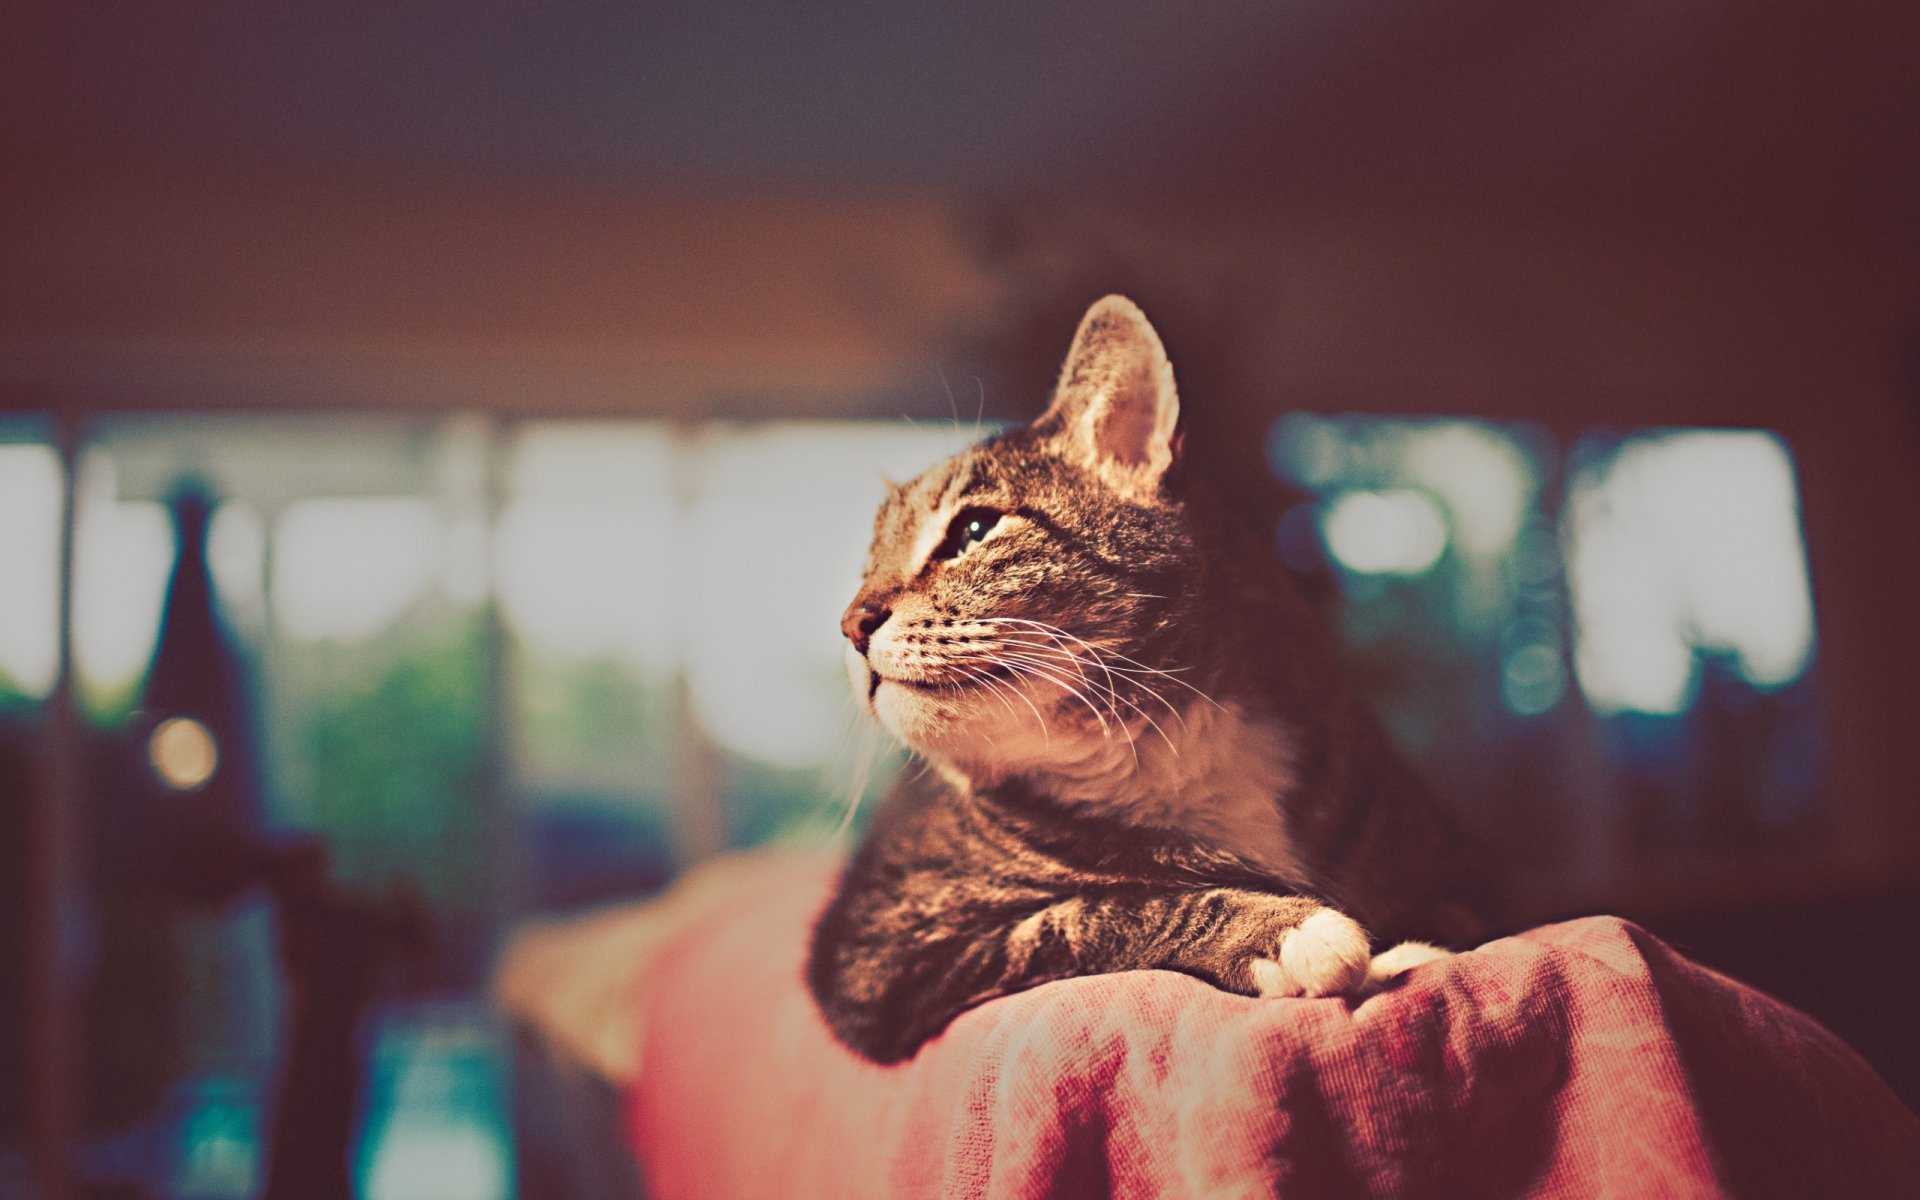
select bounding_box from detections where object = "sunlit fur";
[810,296,1501,1064]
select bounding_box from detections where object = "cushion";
[625,849,1920,1199]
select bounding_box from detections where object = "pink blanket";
[626,851,1920,1199]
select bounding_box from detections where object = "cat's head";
[841,295,1212,783]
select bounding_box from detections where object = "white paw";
[1249,909,1370,998]
[1364,940,1452,989]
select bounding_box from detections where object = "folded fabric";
[494,849,795,1083]
[627,849,1920,1199]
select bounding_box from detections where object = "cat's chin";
[851,643,986,748]
[852,648,1097,774]
[873,680,1111,791]
[869,674,1034,765]
[869,675,972,747]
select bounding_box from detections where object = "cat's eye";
[934,507,1003,560]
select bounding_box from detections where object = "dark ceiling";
[3,1,1300,184]
[8,1,1915,242]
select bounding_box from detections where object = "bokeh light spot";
[149,716,220,791]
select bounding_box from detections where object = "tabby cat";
[807,296,1501,1064]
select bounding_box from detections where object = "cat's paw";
[1248,909,1370,998]
[1363,940,1452,990]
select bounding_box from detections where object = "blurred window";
[1564,430,1815,714]
[0,428,61,706]
[17,415,985,927]
[1268,415,1821,869]
[1269,416,1563,850]
[1563,429,1821,842]
[677,422,979,846]
[496,420,978,890]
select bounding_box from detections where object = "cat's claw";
[1249,909,1370,998]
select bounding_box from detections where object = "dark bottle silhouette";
[137,483,268,905]
[129,481,427,1200]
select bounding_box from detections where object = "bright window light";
[73,466,173,697]
[208,502,267,616]
[1399,422,1535,560]
[1271,417,1539,560]
[1320,489,1449,576]
[274,498,444,643]
[1270,416,1544,632]
[1564,430,1815,716]
[496,496,677,667]
[0,443,62,699]
[362,1124,508,1200]
[496,424,678,669]
[496,421,980,770]
[681,423,980,769]
[357,1007,511,1200]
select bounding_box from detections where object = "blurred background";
[3,2,1918,1196]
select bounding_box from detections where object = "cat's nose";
[841,600,891,655]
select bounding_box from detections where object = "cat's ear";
[1035,295,1180,499]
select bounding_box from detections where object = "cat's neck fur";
[921,495,1344,880]
[934,639,1311,882]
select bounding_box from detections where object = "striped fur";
[809,296,1501,1064]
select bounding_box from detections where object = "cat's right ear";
[1035,295,1180,501]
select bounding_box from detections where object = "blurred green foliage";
[300,616,489,916]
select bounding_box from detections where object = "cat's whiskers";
[976,640,1140,733]
[832,717,884,841]
[983,617,1221,699]
[943,660,1010,718]
[973,648,1120,743]
[992,661,1140,769]
[985,631,1162,698]
[947,658,1046,745]
[983,647,1150,767]
[970,630,1174,748]
[997,646,1180,760]
[933,635,1056,744]
[977,621,1202,738]
[979,617,1228,719]
[972,633,1194,766]
[937,363,962,433]
[951,641,1112,742]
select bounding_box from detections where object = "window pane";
[1564,429,1821,842]
[1565,430,1815,714]
[71,452,176,716]
[0,434,61,705]
[1269,414,1824,869]
[499,423,679,908]
[683,422,980,846]
[1268,414,1565,856]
